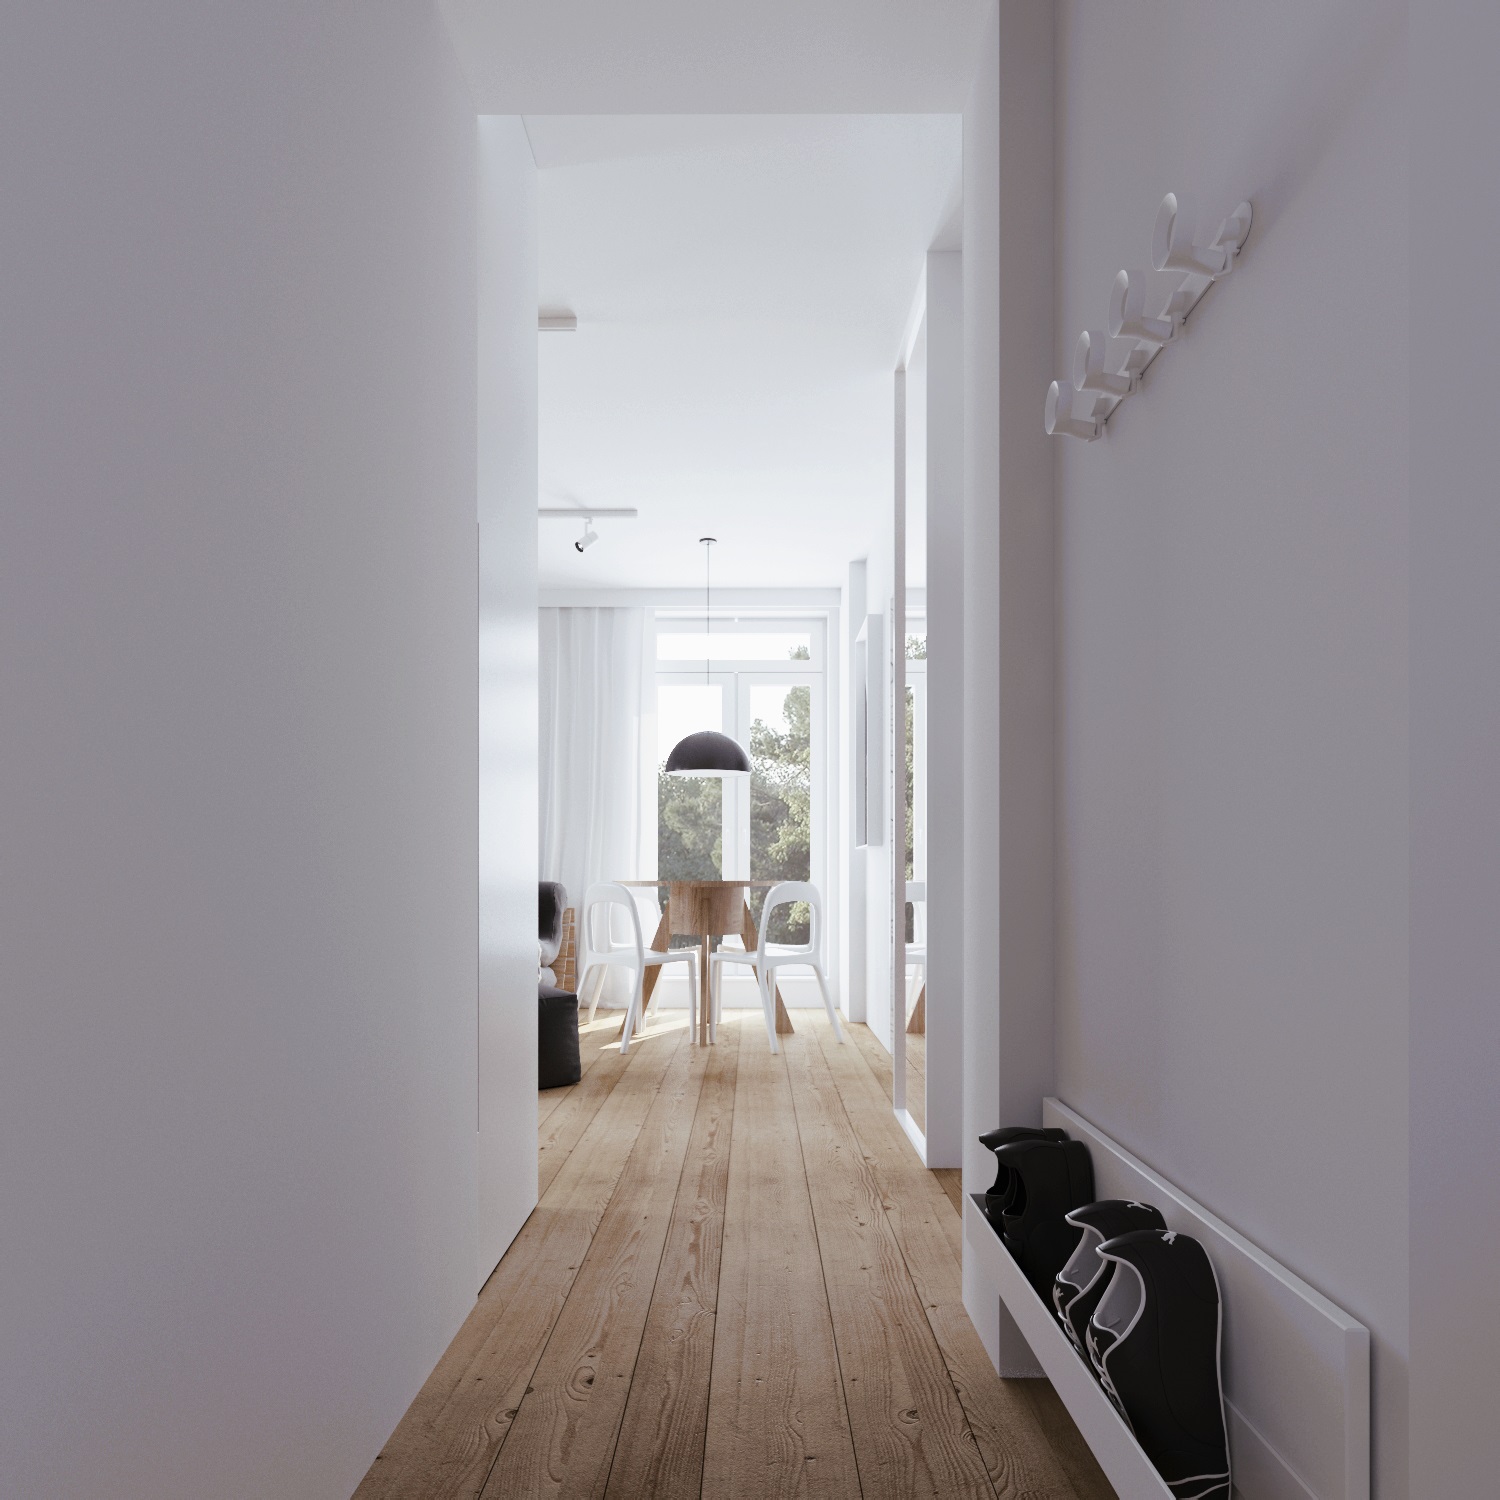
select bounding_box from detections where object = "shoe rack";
[966,1097,1371,1500]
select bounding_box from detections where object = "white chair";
[579,882,699,1054]
[905,880,928,1024]
[709,880,843,1054]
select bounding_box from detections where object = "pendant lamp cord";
[701,537,715,688]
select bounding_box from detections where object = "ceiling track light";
[536,507,637,556]
[538,507,638,519]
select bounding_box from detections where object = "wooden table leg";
[638,908,671,1014]
[906,984,927,1034]
[698,937,711,1047]
[740,901,795,1035]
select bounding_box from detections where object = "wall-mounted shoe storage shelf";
[966,1097,1370,1500]
[1046,193,1253,442]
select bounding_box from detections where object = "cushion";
[539,881,567,967]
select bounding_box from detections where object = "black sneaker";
[990,1137,1095,1300]
[1088,1229,1231,1500]
[977,1125,1069,1226]
[1053,1200,1166,1356]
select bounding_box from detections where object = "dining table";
[618,878,795,1046]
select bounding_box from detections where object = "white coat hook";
[1151,193,1253,280]
[1152,194,1227,278]
[1214,200,1253,259]
[1073,330,1135,399]
[1108,269,1178,347]
[1045,380,1100,442]
[1047,191,1252,449]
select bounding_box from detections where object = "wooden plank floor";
[355,1011,1115,1500]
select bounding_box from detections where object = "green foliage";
[749,684,811,943]
[658,773,722,880]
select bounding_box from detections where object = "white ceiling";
[531,114,962,590]
[439,1,992,113]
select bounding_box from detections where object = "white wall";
[1052,3,1408,1492]
[1408,3,1500,1493]
[842,563,870,1023]
[922,251,966,1168]
[861,516,897,1053]
[961,0,1058,1374]
[478,118,540,1283]
[0,6,530,1496]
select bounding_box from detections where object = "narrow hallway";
[357,1015,1110,1499]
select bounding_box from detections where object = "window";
[655,617,826,945]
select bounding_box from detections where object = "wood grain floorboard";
[701,1022,862,1500]
[602,1021,741,1500]
[849,1020,895,1095]
[478,1035,711,1500]
[785,1029,996,1500]
[537,1046,628,1199]
[354,1028,686,1500]
[357,1012,1114,1500]
[813,1022,1114,1500]
[538,1013,620,1128]
[933,1168,965,1218]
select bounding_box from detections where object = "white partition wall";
[1409,6,1500,1493]
[0,9,501,1495]
[961,0,1058,1373]
[1052,4,1408,1493]
[477,117,541,1283]
[921,250,965,1168]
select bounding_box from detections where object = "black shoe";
[1052,1200,1166,1356]
[990,1138,1094,1300]
[977,1126,1069,1226]
[1088,1229,1231,1500]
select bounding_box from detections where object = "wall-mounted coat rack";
[1046,193,1252,442]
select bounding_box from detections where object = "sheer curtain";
[538,608,652,927]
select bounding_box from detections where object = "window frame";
[653,613,828,922]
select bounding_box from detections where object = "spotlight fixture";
[574,520,598,553]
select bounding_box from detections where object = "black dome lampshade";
[665,728,750,775]
[665,536,752,778]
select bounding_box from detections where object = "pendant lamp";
[665,538,751,776]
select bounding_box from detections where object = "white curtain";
[538,608,651,924]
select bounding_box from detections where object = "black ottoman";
[539,984,582,1089]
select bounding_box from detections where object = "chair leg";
[813,962,844,1043]
[582,963,603,1024]
[758,967,780,1055]
[619,965,643,1054]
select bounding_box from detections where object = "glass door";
[737,672,825,940]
